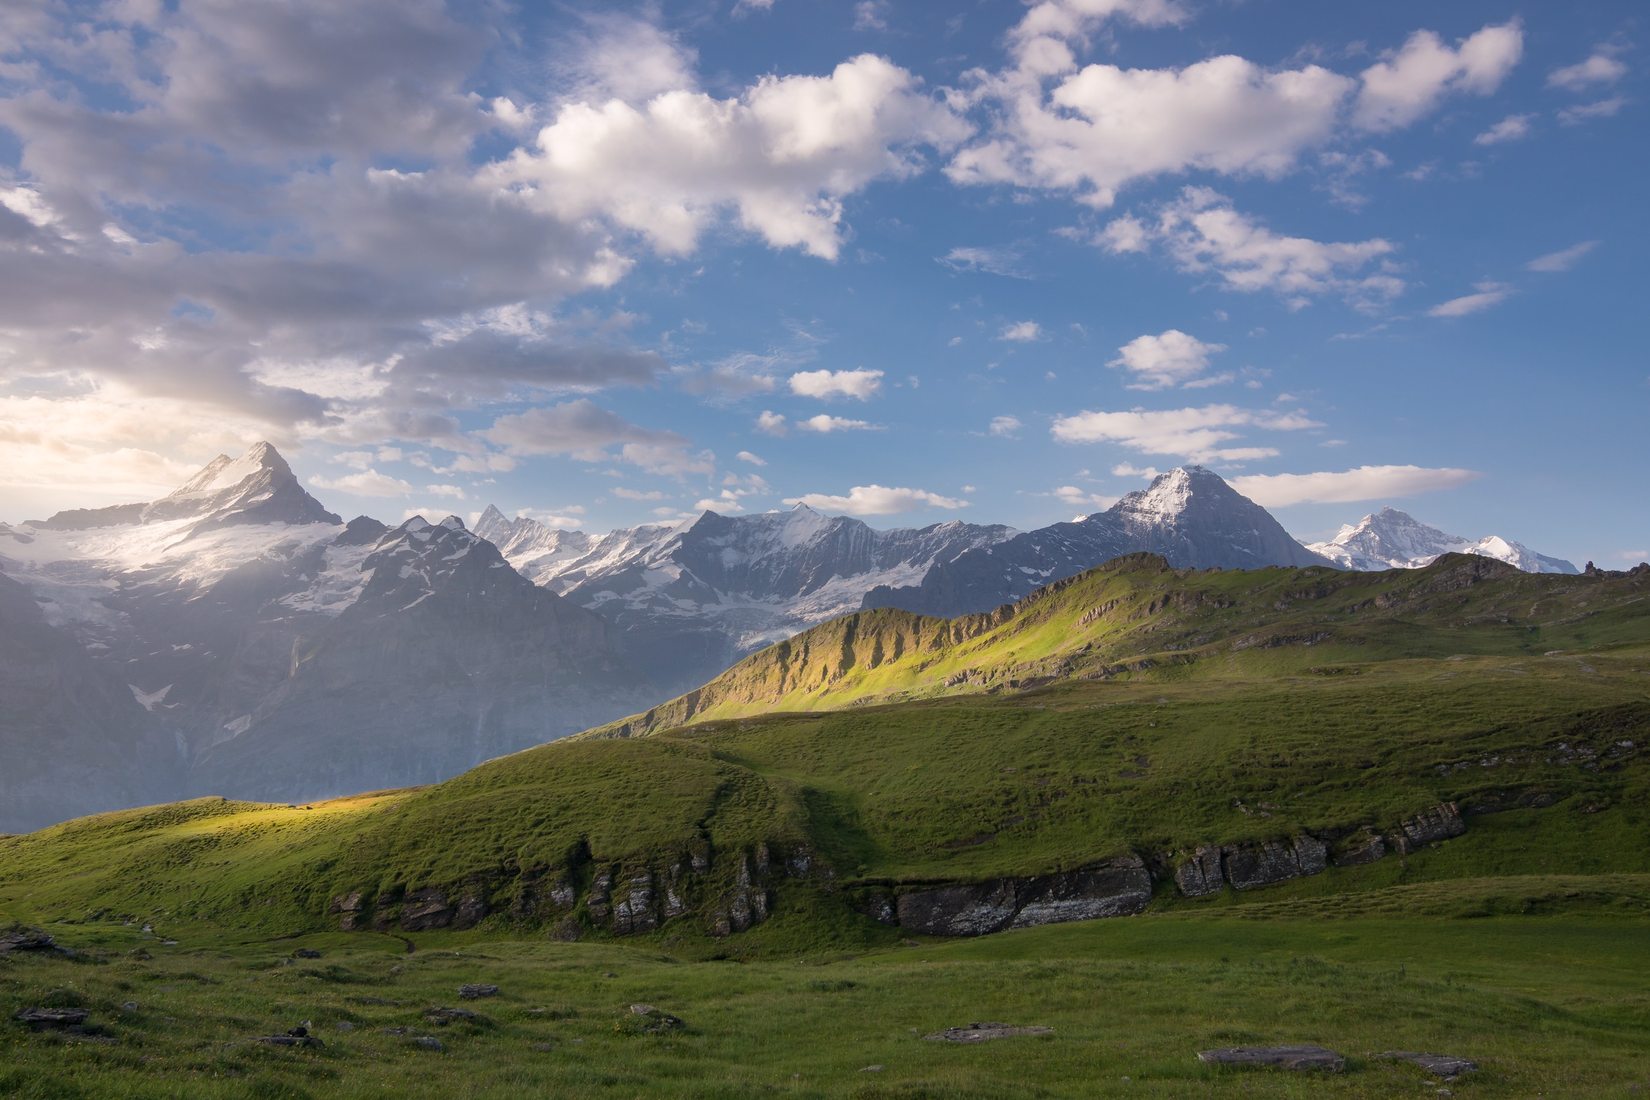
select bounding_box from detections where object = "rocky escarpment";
[327,840,811,940]
[323,802,1476,941]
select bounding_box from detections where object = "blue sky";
[0,0,1643,564]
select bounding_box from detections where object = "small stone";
[1197,1045,1345,1072]
[424,1007,478,1025]
[860,1065,884,1073]
[254,1034,324,1049]
[458,983,500,1000]
[1374,1051,1478,1078]
[120,1002,139,1013]
[335,1021,356,1032]
[292,948,322,959]
[923,1022,1054,1043]
[625,1003,686,1033]
[410,1035,444,1052]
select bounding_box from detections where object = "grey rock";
[0,927,61,955]
[626,1004,686,1033]
[254,1034,324,1049]
[14,1007,90,1030]
[1375,1051,1478,1077]
[291,948,322,959]
[1197,1044,1345,1071]
[924,1022,1054,1043]
[897,857,1150,936]
[410,1036,444,1051]
[1174,845,1224,897]
[400,887,455,932]
[612,872,658,935]
[1222,835,1328,891]
[1332,830,1387,867]
[424,1007,479,1025]
[1389,803,1466,855]
[458,984,500,1000]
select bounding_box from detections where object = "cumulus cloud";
[796,414,880,432]
[1108,329,1226,390]
[1111,462,1161,479]
[1526,241,1599,273]
[1050,403,1320,462]
[1053,485,1117,510]
[483,400,712,475]
[1548,52,1628,92]
[1474,114,1533,146]
[486,54,969,261]
[736,450,768,466]
[1099,188,1401,309]
[1228,465,1482,507]
[1427,281,1512,318]
[755,411,790,435]
[789,367,884,400]
[988,415,1023,438]
[783,485,968,514]
[613,487,668,501]
[1352,21,1523,132]
[999,320,1044,342]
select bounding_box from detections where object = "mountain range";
[0,444,1585,831]
[1307,507,1578,574]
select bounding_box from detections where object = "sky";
[0,0,1643,565]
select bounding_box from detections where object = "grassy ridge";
[587,553,1650,737]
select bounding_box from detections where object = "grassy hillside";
[586,553,1650,737]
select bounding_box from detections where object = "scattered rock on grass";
[292,948,322,959]
[458,983,500,1000]
[1375,1051,1478,1077]
[0,928,66,956]
[424,1007,479,1026]
[624,1004,686,1033]
[14,1007,90,1030]
[923,1022,1053,1043]
[1197,1045,1345,1072]
[255,1034,324,1049]
[411,1035,445,1051]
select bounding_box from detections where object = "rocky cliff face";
[864,467,1336,618]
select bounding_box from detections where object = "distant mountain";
[861,466,1337,618]
[0,444,653,828]
[1307,507,1578,574]
[477,503,1017,692]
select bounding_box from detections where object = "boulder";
[458,984,500,1000]
[1222,835,1328,891]
[924,1022,1054,1043]
[1173,846,1224,897]
[1197,1044,1345,1071]
[612,872,658,935]
[254,1034,324,1049]
[1388,803,1466,855]
[424,1007,478,1025]
[625,1004,686,1033]
[400,887,456,932]
[0,927,62,955]
[897,879,1019,937]
[1374,1051,1478,1077]
[1332,830,1386,867]
[328,891,366,931]
[292,948,322,960]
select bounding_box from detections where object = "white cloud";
[1228,464,1482,507]
[425,483,467,499]
[950,54,1352,208]
[1053,485,1117,510]
[938,245,1029,278]
[999,320,1044,342]
[783,484,968,514]
[1427,281,1512,318]
[1108,329,1226,390]
[736,450,767,466]
[1104,187,1400,309]
[310,469,416,497]
[488,54,969,260]
[756,410,789,435]
[1526,241,1599,273]
[1050,403,1320,462]
[613,487,667,501]
[483,399,712,475]
[1473,113,1533,146]
[988,415,1023,438]
[1548,52,1628,92]
[1558,97,1627,125]
[1353,21,1523,132]
[796,414,880,432]
[788,367,884,400]
[1111,462,1160,479]
[852,0,889,32]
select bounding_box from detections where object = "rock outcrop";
[1197,1045,1345,1071]
[1388,802,1466,853]
[1222,835,1328,891]
[895,857,1150,936]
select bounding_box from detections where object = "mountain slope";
[1,558,1646,949]
[0,445,654,828]
[478,503,1016,692]
[863,466,1335,618]
[592,552,1650,739]
[1309,506,1579,574]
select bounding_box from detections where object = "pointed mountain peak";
[438,515,466,532]
[478,503,508,523]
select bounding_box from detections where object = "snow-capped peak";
[1306,507,1577,574]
